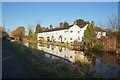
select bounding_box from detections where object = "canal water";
[24,42,120,78]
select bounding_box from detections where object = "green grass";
[9,41,97,78]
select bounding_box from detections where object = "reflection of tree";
[91,54,96,71]
[58,47,62,52]
[59,58,62,63]
[64,48,66,51]
[50,54,52,59]
[51,47,54,50]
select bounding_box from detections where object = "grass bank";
[9,41,101,78]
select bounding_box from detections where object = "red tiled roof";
[40,25,73,33]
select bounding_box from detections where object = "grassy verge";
[9,41,99,78]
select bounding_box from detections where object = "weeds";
[9,41,98,78]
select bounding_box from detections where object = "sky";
[2,0,120,2]
[2,2,118,33]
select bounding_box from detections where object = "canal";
[24,42,120,78]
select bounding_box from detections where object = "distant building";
[94,27,107,38]
[38,24,88,43]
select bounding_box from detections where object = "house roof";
[39,24,87,33]
[94,27,106,32]
[40,25,73,33]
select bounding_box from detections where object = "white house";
[37,24,88,43]
[94,27,107,38]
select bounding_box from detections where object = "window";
[39,37,42,38]
[78,31,80,33]
[70,38,72,40]
[70,30,73,33]
[70,56,72,58]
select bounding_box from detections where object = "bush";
[89,45,103,53]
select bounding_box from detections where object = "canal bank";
[25,41,120,78]
[4,39,119,78]
[9,40,102,78]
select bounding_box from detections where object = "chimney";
[60,22,63,28]
[91,21,95,28]
[73,21,77,25]
[49,24,53,30]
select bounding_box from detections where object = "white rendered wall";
[38,24,88,43]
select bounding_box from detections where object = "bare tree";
[105,15,120,48]
[106,15,118,32]
[97,20,106,29]
[28,24,34,33]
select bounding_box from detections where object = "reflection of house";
[38,24,88,43]
[94,27,107,38]
[37,43,91,63]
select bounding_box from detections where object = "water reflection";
[95,58,119,78]
[37,43,91,63]
[24,42,120,78]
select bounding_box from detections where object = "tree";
[84,24,92,44]
[84,21,90,24]
[101,15,119,47]
[117,27,120,47]
[35,24,42,33]
[84,22,96,48]
[91,21,95,28]
[27,25,34,40]
[76,19,85,26]
[63,22,69,28]
[42,27,46,31]
[32,24,43,40]
[16,27,25,38]
[106,15,118,32]
[28,30,33,40]
[2,30,9,40]
[11,26,25,40]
